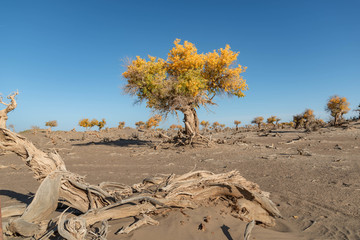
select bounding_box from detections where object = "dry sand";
[1,121,360,239]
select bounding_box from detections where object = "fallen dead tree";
[1,127,281,239]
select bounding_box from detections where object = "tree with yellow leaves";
[79,118,91,131]
[326,95,350,125]
[200,120,209,132]
[89,119,99,130]
[169,124,183,130]
[98,119,106,130]
[234,120,241,130]
[212,121,220,131]
[123,39,247,137]
[135,121,145,129]
[293,114,304,129]
[45,120,58,132]
[266,116,277,128]
[145,115,162,129]
[252,117,264,129]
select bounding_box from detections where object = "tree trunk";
[334,113,340,125]
[181,107,199,136]
[0,91,18,129]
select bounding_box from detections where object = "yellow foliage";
[135,121,145,129]
[281,122,295,127]
[45,120,58,128]
[169,124,182,130]
[234,120,241,126]
[200,120,209,128]
[303,109,314,120]
[90,119,99,128]
[146,115,162,129]
[252,117,263,124]
[167,39,205,76]
[252,117,264,129]
[266,116,277,124]
[98,119,106,130]
[79,118,90,129]
[326,95,350,118]
[123,39,248,112]
[212,121,220,129]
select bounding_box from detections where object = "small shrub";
[118,121,125,129]
[31,125,40,134]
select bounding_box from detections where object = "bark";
[334,113,341,126]
[0,91,18,129]
[181,106,199,136]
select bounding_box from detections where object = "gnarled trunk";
[0,91,18,129]
[181,107,199,136]
[334,113,341,126]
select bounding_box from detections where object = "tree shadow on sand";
[221,225,234,240]
[72,138,154,147]
[270,130,306,134]
[0,190,34,205]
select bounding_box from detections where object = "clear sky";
[1,0,359,131]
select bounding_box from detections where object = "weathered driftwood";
[0,91,18,129]
[0,128,66,180]
[116,214,159,234]
[1,127,281,239]
[244,220,255,240]
[1,204,27,218]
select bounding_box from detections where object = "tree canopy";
[123,39,248,135]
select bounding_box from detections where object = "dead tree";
[0,127,281,239]
[0,91,18,129]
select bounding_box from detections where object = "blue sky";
[1,0,359,131]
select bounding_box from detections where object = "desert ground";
[1,121,360,240]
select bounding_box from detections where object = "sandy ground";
[1,121,360,240]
